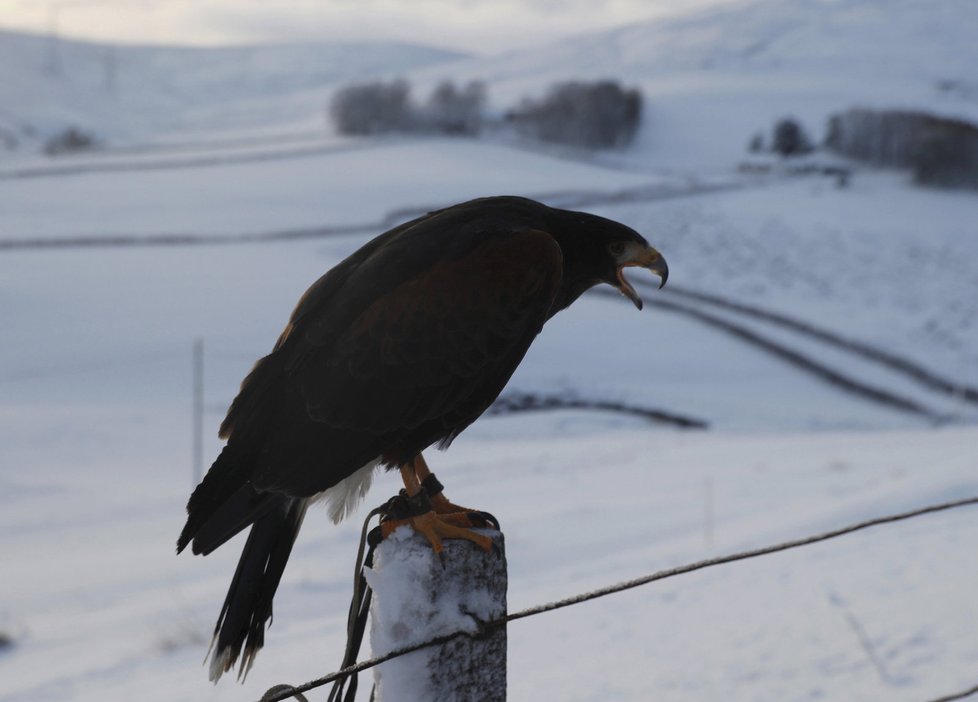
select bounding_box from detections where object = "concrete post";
[365,527,507,702]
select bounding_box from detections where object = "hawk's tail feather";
[208,496,309,682]
[178,443,251,554]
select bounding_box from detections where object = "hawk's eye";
[609,241,626,256]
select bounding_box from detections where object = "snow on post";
[365,526,507,702]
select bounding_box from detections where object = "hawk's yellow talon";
[381,510,492,553]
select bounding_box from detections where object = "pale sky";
[0,0,730,53]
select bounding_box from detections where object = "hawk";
[177,195,668,679]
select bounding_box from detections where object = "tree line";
[329,78,642,149]
[750,109,978,190]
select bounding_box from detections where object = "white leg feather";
[312,458,380,524]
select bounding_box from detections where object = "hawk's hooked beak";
[616,244,668,310]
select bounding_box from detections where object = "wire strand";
[924,683,978,702]
[258,494,978,702]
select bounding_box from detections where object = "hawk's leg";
[413,453,476,515]
[380,461,492,553]
[414,454,499,530]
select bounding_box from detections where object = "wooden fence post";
[365,528,507,701]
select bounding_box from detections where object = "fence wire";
[926,683,978,702]
[259,494,978,702]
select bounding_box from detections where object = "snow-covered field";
[2,0,978,700]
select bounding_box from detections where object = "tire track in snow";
[599,283,961,423]
[646,281,978,406]
[656,296,944,421]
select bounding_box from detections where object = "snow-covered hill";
[457,0,978,83]
[5,0,978,168]
[429,0,978,170]
[0,30,464,149]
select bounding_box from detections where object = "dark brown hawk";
[177,195,668,680]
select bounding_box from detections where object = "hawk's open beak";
[616,245,668,310]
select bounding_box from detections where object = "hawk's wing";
[228,221,563,496]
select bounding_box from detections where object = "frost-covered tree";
[825,108,978,189]
[43,126,97,155]
[423,80,486,135]
[771,117,812,157]
[508,80,643,149]
[330,79,413,135]
[824,109,922,166]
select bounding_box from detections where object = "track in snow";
[609,280,978,423]
[0,180,748,251]
[487,391,708,429]
[0,136,371,181]
[662,284,978,405]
